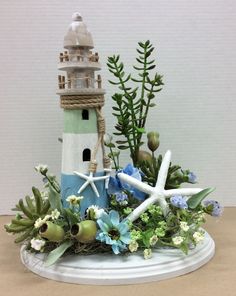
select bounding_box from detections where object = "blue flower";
[203,200,223,217]
[170,195,188,209]
[108,164,146,200]
[115,192,128,205]
[188,172,197,183]
[96,210,131,254]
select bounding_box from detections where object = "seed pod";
[71,220,97,243]
[147,132,160,152]
[137,150,152,164]
[40,221,65,242]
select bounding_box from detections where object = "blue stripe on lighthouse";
[61,171,108,216]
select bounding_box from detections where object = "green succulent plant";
[139,155,194,189]
[4,187,51,243]
[107,40,163,167]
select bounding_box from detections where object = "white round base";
[20,231,215,285]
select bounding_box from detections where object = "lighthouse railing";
[58,75,102,89]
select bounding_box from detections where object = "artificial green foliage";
[48,184,63,212]
[4,41,222,265]
[62,208,80,227]
[107,41,195,191]
[187,188,215,209]
[45,240,73,266]
[107,40,163,166]
[128,204,207,255]
[4,187,51,243]
[139,156,194,189]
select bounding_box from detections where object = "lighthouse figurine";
[57,12,111,214]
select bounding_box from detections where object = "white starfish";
[73,171,109,197]
[118,150,202,222]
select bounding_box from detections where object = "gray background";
[1,0,235,214]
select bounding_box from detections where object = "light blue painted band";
[61,172,108,216]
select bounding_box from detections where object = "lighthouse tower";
[57,13,111,214]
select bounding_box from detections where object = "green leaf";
[32,187,42,214]
[131,77,143,83]
[133,65,144,71]
[44,241,73,267]
[141,99,147,106]
[106,63,116,69]
[149,103,156,107]
[5,223,29,233]
[147,65,156,70]
[122,74,131,83]
[105,142,116,148]
[112,106,120,111]
[187,188,215,209]
[108,80,120,85]
[136,48,144,55]
[146,59,155,65]
[113,132,122,136]
[180,243,189,255]
[147,93,155,100]
[14,227,34,243]
[41,199,51,215]
[142,229,154,247]
[48,184,63,212]
[117,145,130,150]
[136,58,144,64]
[135,126,146,133]
[115,55,120,63]
[116,140,128,144]
[168,165,181,174]
[11,218,34,227]
[25,195,35,213]
[63,208,79,227]
[107,56,115,63]
[18,199,34,219]
[138,42,145,48]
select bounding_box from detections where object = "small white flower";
[34,215,51,228]
[129,241,139,252]
[172,236,184,246]
[180,222,189,232]
[51,209,60,220]
[103,133,113,145]
[35,164,48,174]
[43,215,51,222]
[30,238,46,251]
[66,195,84,206]
[143,248,152,260]
[34,218,45,229]
[196,212,205,222]
[193,231,205,243]
[41,191,49,200]
[87,205,104,219]
[149,235,159,246]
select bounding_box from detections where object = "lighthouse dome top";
[64,12,94,49]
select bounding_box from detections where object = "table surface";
[1,208,235,296]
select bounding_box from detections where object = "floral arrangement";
[4,41,222,266]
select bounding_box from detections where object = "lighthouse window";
[82,109,89,120]
[83,149,91,162]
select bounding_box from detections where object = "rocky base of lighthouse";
[20,231,215,285]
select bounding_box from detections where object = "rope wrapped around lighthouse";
[57,13,111,214]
